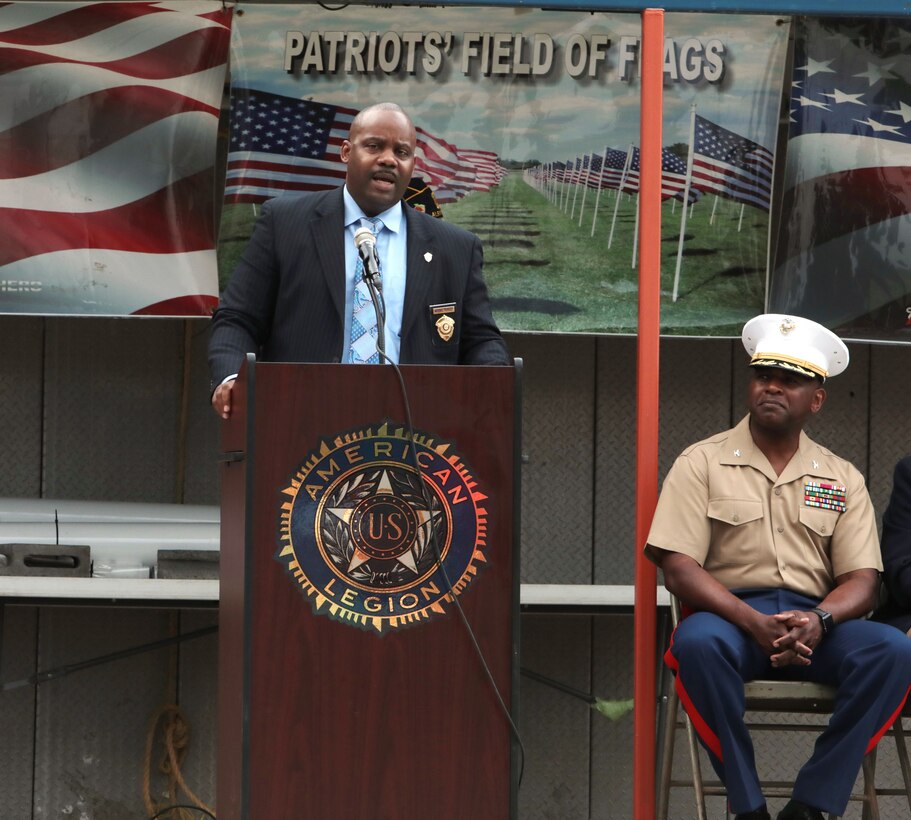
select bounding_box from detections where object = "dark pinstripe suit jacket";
[208,187,509,388]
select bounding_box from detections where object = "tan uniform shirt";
[647,415,881,599]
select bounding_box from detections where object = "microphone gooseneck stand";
[367,266,526,786]
[363,267,386,360]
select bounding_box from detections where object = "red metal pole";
[633,8,663,820]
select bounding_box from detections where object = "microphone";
[354,227,381,283]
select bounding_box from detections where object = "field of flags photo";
[218,91,772,335]
[520,109,773,322]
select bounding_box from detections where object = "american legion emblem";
[277,422,489,633]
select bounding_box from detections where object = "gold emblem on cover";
[779,317,796,335]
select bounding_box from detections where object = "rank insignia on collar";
[804,480,846,513]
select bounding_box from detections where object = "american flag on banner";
[549,146,698,202]
[457,149,506,191]
[414,126,461,188]
[0,1,231,316]
[691,115,773,210]
[435,148,505,203]
[224,90,355,204]
[622,147,641,193]
[661,148,701,203]
[585,153,604,189]
[600,149,631,190]
[576,154,591,185]
[770,17,911,335]
[582,151,630,193]
[432,180,466,204]
[611,146,697,200]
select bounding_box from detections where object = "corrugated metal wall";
[0,318,908,817]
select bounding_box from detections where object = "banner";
[220,6,788,336]
[769,17,911,342]
[0,1,230,316]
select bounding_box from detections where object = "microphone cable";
[372,328,526,789]
[363,267,386,363]
[359,238,525,783]
[149,806,216,819]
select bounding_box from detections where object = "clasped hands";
[758,610,823,668]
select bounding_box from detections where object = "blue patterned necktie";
[348,217,383,364]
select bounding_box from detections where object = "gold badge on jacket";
[431,302,456,342]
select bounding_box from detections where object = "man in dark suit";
[209,102,509,418]
[875,455,911,635]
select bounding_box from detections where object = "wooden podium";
[217,356,521,819]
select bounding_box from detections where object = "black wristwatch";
[812,607,834,635]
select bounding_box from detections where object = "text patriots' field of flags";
[224,88,507,206]
[0,0,231,316]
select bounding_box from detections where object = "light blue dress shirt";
[343,186,407,364]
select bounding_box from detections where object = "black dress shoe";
[735,808,771,820]
[777,799,825,820]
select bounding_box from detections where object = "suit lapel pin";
[424,251,433,263]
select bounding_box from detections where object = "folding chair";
[656,595,911,820]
